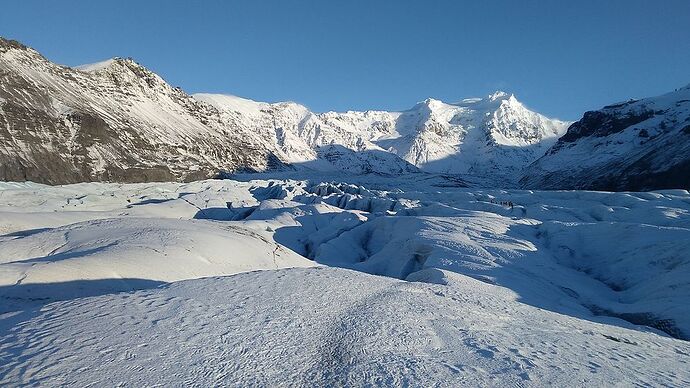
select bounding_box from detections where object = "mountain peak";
[488,91,511,101]
[0,37,28,52]
[421,97,443,105]
[74,57,154,77]
[0,35,574,185]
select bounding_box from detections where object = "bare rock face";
[521,86,690,191]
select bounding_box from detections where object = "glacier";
[1,178,689,386]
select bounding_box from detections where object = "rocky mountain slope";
[0,37,314,184]
[0,37,568,185]
[521,86,690,191]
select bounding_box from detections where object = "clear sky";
[1,0,689,120]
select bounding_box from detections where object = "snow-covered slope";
[196,91,569,182]
[331,92,568,178]
[0,38,300,183]
[521,85,690,190]
[1,178,689,386]
[0,37,414,183]
[3,267,689,387]
[193,93,420,175]
[0,218,312,303]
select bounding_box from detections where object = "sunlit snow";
[1,177,689,386]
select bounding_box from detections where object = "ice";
[1,177,689,386]
[1,268,689,386]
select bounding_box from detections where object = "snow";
[194,93,269,116]
[191,89,570,181]
[0,218,313,307]
[73,58,117,72]
[3,267,689,386]
[3,40,574,184]
[521,85,690,190]
[1,178,689,385]
[2,48,295,181]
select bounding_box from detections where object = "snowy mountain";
[328,92,568,178]
[521,86,690,191]
[0,37,301,184]
[196,91,570,181]
[6,35,690,192]
[0,37,568,185]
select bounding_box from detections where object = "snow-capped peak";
[0,36,572,184]
[488,90,511,101]
[521,83,690,191]
[421,97,444,106]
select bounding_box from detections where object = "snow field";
[1,178,689,385]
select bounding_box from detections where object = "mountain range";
[1,36,688,191]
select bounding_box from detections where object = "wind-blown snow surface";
[1,179,689,386]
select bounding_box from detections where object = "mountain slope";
[521,86,690,190]
[196,91,569,181]
[0,38,298,183]
[368,93,568,178]
[1,36,568,185]
[192,93,420,175]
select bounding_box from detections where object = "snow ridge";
[194,90,570,182]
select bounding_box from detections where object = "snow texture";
[1,178,689,386]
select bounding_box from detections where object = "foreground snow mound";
[1,267,688,386]
[0,217,313,308]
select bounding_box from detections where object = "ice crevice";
[235,181,690,340]
[1,179,688,342]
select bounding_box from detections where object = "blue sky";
[1,0,689,120]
